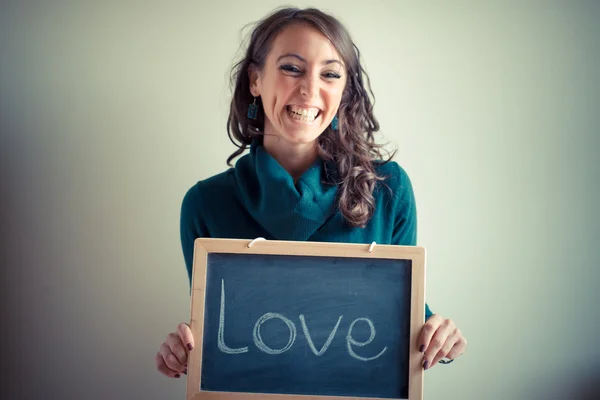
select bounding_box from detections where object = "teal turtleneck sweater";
[180,139,433,319]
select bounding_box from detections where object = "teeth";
[288,105,318,118]
[287,105,319,122]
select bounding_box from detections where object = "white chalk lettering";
[346,317,387,361]
[217,279,248,354]
[253,313,297,355]
[299,314,343,356]
[216,279,388,360]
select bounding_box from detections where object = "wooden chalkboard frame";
[186,238,426,400]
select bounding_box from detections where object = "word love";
[217,279,387,362]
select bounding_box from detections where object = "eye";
[280,65,301,73]
[323,72,342,79]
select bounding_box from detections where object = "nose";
[300,74,319,99]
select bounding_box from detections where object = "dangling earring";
[331,115,339,131]
[247,97,258,120]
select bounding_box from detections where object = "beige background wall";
[1,1,599,399]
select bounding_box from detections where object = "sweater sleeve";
[391,164,434,321]
[180,184,209,291]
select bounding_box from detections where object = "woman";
[156,7,467,379]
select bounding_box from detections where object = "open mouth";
[286,105,321,123]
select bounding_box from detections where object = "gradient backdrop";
[1,1,599,399]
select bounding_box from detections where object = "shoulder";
[373,160,414,197]
[373,160,418,244]
[181,169,235,214]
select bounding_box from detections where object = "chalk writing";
[253,313,297,354]
[346,317,387,361]
[218,279,248,354]
[217,279,386,361]
[299,314,342,356]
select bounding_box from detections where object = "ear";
[248,63,261,97]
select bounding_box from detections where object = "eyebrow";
[276,53,343,67]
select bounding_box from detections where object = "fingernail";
[175,374,180,378]
[187,343,193,351]
[423,360,429,370]
[183,369,187,375]
[419,344,425,353]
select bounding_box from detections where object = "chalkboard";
[186,238,426,400]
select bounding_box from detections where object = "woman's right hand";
[156,322,195,378]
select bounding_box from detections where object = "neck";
[262,135,318,181]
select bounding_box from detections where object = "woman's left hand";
[418,314,467,370]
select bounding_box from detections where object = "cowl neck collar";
[233,138,338,241]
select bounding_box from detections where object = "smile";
[286,105,321,123]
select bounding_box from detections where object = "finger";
[165,333,188,367]
[417,314,442,353]
[160,342,187,373]
[156,352,182,379]
[423,321,454,370]
[178,322,195,351]
[431,331,459,366]
[445,334,467,360]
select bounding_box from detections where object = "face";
[249,23,347,147]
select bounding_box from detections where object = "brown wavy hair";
[226,7,395,228]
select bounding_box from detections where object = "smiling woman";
[248,23,347,152]
[156,6,467,381]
